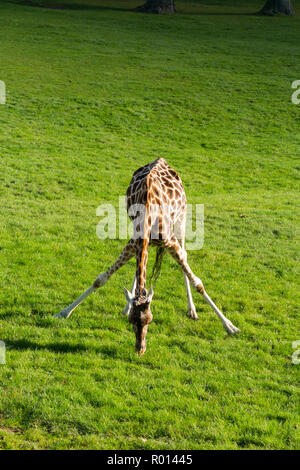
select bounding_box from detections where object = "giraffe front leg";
[55,239,136,320]
[55,286,96,319]
[189,274,239,335]
[55,272,109,319]
[165,236,240,335]
[199,286,240,335]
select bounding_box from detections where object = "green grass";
[0,0,300,450]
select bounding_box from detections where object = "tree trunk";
[137,0,176,14]
[259,0,294,15]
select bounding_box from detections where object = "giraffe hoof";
[55,308,71,319]
[188,308,198,320]
[223,320,240,336]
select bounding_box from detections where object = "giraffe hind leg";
[175,217,198,320]
[183,274,198,320]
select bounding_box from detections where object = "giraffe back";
[126,158,187,240]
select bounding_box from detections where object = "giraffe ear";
[148,285,154,302]
[123,287,134,303]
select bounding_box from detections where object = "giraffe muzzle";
[137,346,146,356]
[135,340,146,356]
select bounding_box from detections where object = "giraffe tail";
[150,246,165,284]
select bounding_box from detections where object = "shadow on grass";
[179,12,259,16]
[5,338,120,357]
[17,1,134,12]
[14,2,261,16]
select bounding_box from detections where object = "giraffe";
[56,158,239,355]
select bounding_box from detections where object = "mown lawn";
[0,0,299,450]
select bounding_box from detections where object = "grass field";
[0,0,299,450]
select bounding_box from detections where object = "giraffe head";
[123,286,154,356]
